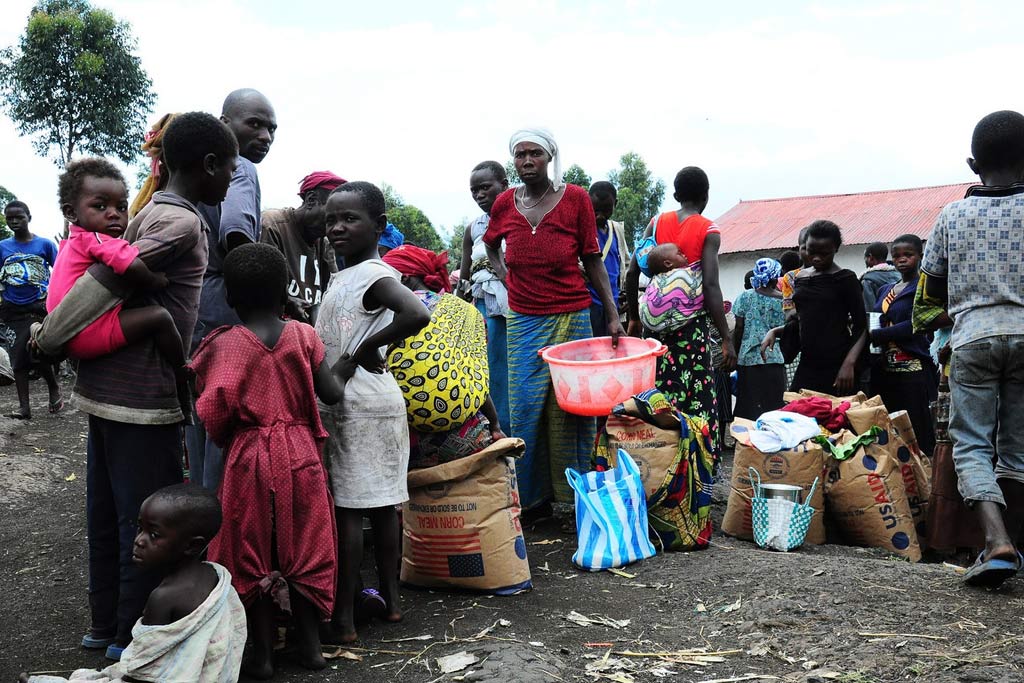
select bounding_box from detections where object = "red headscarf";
[382,244,452,293]
[298,171,347,197]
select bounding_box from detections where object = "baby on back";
[21,484,246,683]
[645,242,690,276]
[639,242,705,333]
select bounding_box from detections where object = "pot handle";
[537,346,551,357]
[650,342,668,357]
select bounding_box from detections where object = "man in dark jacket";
[861,241,900,309]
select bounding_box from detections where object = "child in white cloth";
[314,181,430,643]
[20,484,246,683]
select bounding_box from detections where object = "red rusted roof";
[716,182,975,254]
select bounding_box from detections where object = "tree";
[0,0,155,166]
[503,160,520,185]
[0,186,15,237]
[608,152,666,250]
[563,164,591,189]
[381,183,444,252]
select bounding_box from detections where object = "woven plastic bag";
[566,449,657,571]
[750,468,818,552]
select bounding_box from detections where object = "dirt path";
[1,382,1022,683]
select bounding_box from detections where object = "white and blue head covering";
[509,127,562,191]
[751,258,782,289]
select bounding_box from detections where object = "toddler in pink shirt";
[49,159,190,411]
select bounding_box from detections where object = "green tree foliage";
[608,152,666,250]
[0,0,155,166]
[381,183,444,252]
[503,160,520,185]
[0,186,16,237]
[563,163,591,189]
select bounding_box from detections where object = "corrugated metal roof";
[715,182,975,254]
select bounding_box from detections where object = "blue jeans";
[86,416,183,644]
[950,334,1024,507]
[475,300,510,433]
[184,413,224,491]
[589,302,606,338]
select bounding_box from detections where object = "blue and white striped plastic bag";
[566,449,657,571]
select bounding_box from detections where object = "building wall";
[720,245,871,303]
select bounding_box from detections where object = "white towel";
[748,411,820,453]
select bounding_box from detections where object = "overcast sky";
[1,0,1021,242]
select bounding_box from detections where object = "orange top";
[653,212,719,265]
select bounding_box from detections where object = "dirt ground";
[2,380,1023,683]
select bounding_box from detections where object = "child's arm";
[346,277,431,375]
[314,357,346,405]
[480,395,505,441]
[140,584,177,626]
[121,257,169,290]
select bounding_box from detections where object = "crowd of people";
[6,93,1024,680]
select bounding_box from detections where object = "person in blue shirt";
[0,200,62,418]
[586,182,630,336]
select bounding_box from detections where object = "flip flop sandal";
[5,412,30,420]
[963,551,1023,588]
[357,588,387,623]
[105,644,126,661]
[49,397,65,414]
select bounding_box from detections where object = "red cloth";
[382,244,452,293]
[190,321,337,618]
[653,212,719,264]
[298,171,346,196]
[780,396,851,432]
[484,184,599,315]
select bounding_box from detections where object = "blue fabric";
[588,227,620,306]
[475,299,509,432]
[751,258,782,290]
[380,223,404,251]
[86,415,183,644]
[0,236,57,305]
[872,279,932,362]
[194,157,262,346]
[507,309,595,508]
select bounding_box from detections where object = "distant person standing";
[0,200,62,419]
[733,258,786,419]
[189,88,277,491]
[586,182,630,336]
[261,171,344,325]
[461,160,511,432]
[861,241,899,310]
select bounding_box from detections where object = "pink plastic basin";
[539,336,667,417]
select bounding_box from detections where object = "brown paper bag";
[598,415,680,500]
[825,434,922,561]
[723,419,828,545]
[402,438,532,593]
[845,403,932,542]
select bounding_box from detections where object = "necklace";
[517,184,551,210]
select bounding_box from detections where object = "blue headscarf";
[751,258,782,289]
[380,222,405,251]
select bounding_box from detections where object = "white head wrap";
[509,127,562,191]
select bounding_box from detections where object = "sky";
[2,0,1023,242]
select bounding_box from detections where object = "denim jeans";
[86,416,183,644]
[950,334,1024,507]
[184,413,224,492]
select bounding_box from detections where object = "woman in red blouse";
[484,128,623,518]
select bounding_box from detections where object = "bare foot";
[384,608,403,623]
[325,619,358,644]
[289,644,327,671]
[984,541,1019,562]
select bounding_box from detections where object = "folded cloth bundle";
[748,411,821,453]
[781,396,852,432]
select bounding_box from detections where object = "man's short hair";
[673,166,709,203]
[471,160,506,180]
[972,110,1024,171]
[162,112,238,172]
[224,243,288,311]
[57,158,126,208]
[149,483,222,541]
[3,200,30,216]
[589,180,617,199]
[778,250,801,272]
[864,242,889,262]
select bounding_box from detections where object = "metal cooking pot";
[758,483,803,504]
